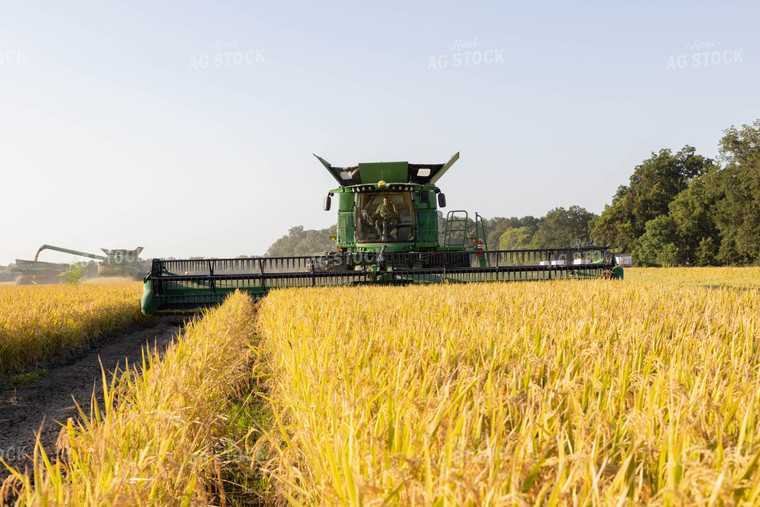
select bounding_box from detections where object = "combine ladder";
[443,210,470,249]
[444,211,489,267]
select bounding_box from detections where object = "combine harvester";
[14,245,147,284]
[142,153,622,313]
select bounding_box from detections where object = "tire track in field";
[0,316,190,485]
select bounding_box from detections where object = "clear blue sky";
[1,0,758,264]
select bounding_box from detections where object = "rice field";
[2,291,258,505]
[4,267,760,505]
[251,276,760,504]
[626,266,760,289]
[0,283,143,378]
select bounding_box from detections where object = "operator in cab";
[372,196,398,239]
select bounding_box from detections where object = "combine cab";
[142,153,621,313]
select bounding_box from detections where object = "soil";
[0,316,190,487]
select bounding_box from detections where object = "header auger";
[141,153,622,313]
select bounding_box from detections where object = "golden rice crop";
[2,291,258,505]
[626,266,760,289]
[254,279,760,505]
[0,283,143,378]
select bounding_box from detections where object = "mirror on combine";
[437,193,447,208]
[323,194,332,211]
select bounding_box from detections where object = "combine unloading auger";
[142,153,622,313]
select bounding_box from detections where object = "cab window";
[355,192,414,242]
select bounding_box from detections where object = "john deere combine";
[142,153,622,313]
[14,245,147,284]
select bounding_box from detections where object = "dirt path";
[0,316,190,484]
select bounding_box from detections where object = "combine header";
[142,153,621,313]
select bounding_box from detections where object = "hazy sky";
[1,0,758,265]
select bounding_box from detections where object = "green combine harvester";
[14,245,147,284]
[142,153,622,313]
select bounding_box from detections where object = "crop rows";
[3,291,257,504]
[0,283,143,378]
[5,269,760,505]
[253,280,760,504]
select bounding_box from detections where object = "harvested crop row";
[0,283,144,378]
[3,291,258,505]
[255,281,760,504]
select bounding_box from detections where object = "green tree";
[487,216,540,249]
[712,120,760,264]
[637,215,680,266]
[498,226,534,250]
[667,170,722,265]
[266,225,337,257]
[590,193,637,252]
[531,206,596,248]
[592,146,714,255]
[638,168,724,266]
[62,262,86,285]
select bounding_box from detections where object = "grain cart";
[12,259,71,285]
[142,153,622,313]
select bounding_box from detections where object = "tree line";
[592,119,759,266]
[268,119,759,266]
[266,225,338,257]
